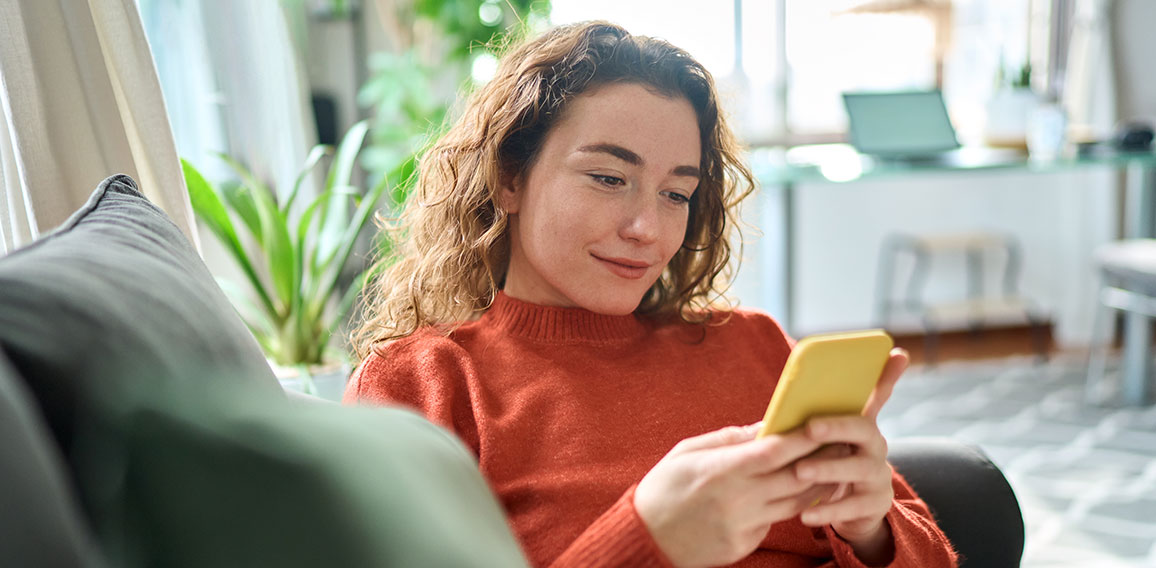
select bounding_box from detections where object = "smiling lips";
[592,254,651,280]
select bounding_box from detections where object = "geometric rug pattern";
[878,354,1156,567]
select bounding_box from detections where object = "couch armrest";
[889,438,1024,568]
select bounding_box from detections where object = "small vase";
[1027,101,1068,161]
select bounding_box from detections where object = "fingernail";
[809,422,826,437]
[801,510,820,524]
[797,466,814,480]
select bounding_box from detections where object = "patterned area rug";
[878,353,1156,568]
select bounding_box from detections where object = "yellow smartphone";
[756,329,894,438]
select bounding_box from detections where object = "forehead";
[547,82,702,165]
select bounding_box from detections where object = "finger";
[727,430,824,475]
[673,422,763,453]
[746,468,817,506]
[756,483,840,526]
[804,442,853,461]
[795,454,892,485]
[863,349,908,420]
[799,492,895,526]
[805,416,888,457]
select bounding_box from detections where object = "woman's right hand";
[633,423,837,568]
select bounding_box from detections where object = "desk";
[751,144,1156,404]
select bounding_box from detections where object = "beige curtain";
[0,0,197,255]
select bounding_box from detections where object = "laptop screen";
[842,90,960,158]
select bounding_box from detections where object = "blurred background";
[134,0,1156,359]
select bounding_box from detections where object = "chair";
[875,232,1050,365]
[889,439,1025,568]
[1085,239,1156,404]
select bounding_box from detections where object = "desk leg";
[1121,313,1152,405]
[1120,163,1155,405]
[1125,162,1155,238]
[782,181,795,334]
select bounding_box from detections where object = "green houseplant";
[182,120,390,394]
[358,0,549,196]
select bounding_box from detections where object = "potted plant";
[182,120,391,399]
[984,59,1038,148]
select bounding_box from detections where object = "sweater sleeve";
[343,335,482,455]
[823,470,959,568]
[547,484,674,568]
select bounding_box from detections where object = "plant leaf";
[220,182,263,245]
[182,159,278,317]
[216,154,298,317]
[308,174,390,323]
[289,190,330,363]
[256,191,296,316]
[285,144,329,215]
[218,153,279,204]
[314,268,369,363]
[317,121,370,264]
[215,277,275,340]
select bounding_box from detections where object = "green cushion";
[106,381,529,567]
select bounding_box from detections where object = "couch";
[0,175,1024,567]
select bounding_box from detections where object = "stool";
[874,232,1050,365]
[1085,239,1156,405]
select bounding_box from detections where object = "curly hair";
[350,21,755,360]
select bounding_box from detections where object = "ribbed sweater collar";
[483,292,648,343]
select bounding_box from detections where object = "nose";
[619,192,660,244]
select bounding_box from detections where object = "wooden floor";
[891,323,1056,365]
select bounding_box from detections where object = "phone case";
[757,329,894,438]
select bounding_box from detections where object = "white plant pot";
[272,361,351,402]
[983,88,1039,149]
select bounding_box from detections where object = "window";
[550,0,1039,146]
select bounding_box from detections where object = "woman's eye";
[663,191,691,205]
[590,174,625,187]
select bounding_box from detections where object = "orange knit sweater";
[344,293,957,567]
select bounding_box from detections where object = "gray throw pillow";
[0,174,281,454]
[0,349,100,567]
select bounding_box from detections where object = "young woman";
[345,21,957,568]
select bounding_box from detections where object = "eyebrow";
[576,143,701,179]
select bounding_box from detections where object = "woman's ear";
[497,173,523,214]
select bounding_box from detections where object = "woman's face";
[500,82,702,315]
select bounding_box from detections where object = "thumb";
[863,348,908,420]
[675,422,763,453]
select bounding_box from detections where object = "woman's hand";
[633,423,835,568]
[793,348,910,564]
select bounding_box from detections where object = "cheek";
[662,212,691,257]
[521,195,586,255]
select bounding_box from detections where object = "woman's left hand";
[792,348,909,563]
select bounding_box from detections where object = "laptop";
[842,90,963,163]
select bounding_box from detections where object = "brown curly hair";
[351,21,755,360]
